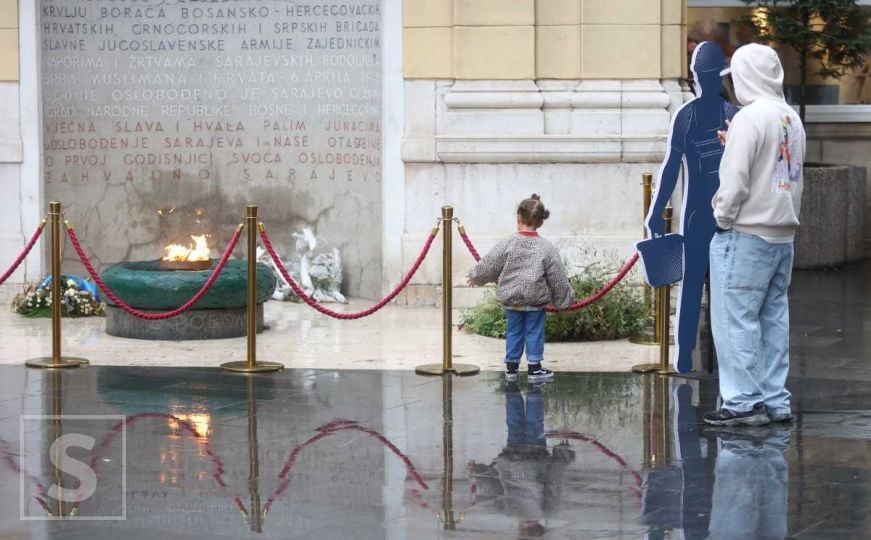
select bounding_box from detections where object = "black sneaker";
[528,364,554,382]
[505,362,519,382]
[703,403,770,426]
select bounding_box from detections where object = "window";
[688,1,871,121]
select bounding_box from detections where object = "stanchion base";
[415,363,480,377]
[631,363,661,374]
[657,368,679,376]
[219,361,284,373]
[25,357,89,369]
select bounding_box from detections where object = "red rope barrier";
[546,253,638,313]
[260,226,437,320]
[458,227,480,262]
[458,226,639,313]
[66,225,243,321]
[0,220,45,286]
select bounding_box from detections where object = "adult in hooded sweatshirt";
[704,44,805,427]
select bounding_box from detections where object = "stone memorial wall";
[40,0,383,298]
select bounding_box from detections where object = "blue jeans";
[709,230,793,415]
[505,309,545,363]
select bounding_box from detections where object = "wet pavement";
[0,364,869,539]
[1,263,871,539]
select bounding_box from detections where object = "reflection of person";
[468,383,574,536]
[467,195,575,382]
[707,426,790,539]
[705,44,805,426]
[646,41,738,373]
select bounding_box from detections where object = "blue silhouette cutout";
[643,42,738,373]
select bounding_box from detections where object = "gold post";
[26,202,88,369]
[631,173,663,372]
[416,207,479,377]
[221,206,282,373]
[658,207,676,375]
[631,173,658,349]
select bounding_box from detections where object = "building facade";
[0,1,868,305]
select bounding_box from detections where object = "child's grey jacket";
[468,234,575,310]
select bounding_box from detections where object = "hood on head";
[724,43,784,105]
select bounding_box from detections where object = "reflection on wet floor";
[0,364,869,539]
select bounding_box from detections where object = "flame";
[162,235,210,262]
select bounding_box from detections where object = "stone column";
[0,0,43,286]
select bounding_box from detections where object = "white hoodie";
[714,43,805,242]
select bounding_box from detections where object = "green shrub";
[461,258,650,342]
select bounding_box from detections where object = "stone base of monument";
[105,304,266,340]
[795,164,866,269]
[99,259,277,340]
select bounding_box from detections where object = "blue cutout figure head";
[690,41,728,98]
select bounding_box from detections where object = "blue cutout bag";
[635,234,684,288]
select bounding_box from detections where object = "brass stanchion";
[26,202,88,369]
[657,207,677,375]
[633,200,676,373]
[221,205,283,373]
[631,172,659,348]
[416,206,479,377]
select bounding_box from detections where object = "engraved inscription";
[41,0,383,298]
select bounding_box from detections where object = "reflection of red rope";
[546,431,642,498]
[260,227,437,320]
[0,438,54,515]
[67,225,243,321]
[264,420,429,514]
[75,413,246,514]
[4,414,424,521]
[0,220,45,286]
[459,228,638,313]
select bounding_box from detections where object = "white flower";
[66,279,76,288]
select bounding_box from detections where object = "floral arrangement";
[12,276,105,318]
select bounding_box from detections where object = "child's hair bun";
[517,194,549,228]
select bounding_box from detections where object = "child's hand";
[466,276,475,287]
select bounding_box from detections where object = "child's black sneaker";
[505,362,519,382]
[527,363,554,381]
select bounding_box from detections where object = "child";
[467,194,575,381]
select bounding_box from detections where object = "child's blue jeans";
[505,309,545,364]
